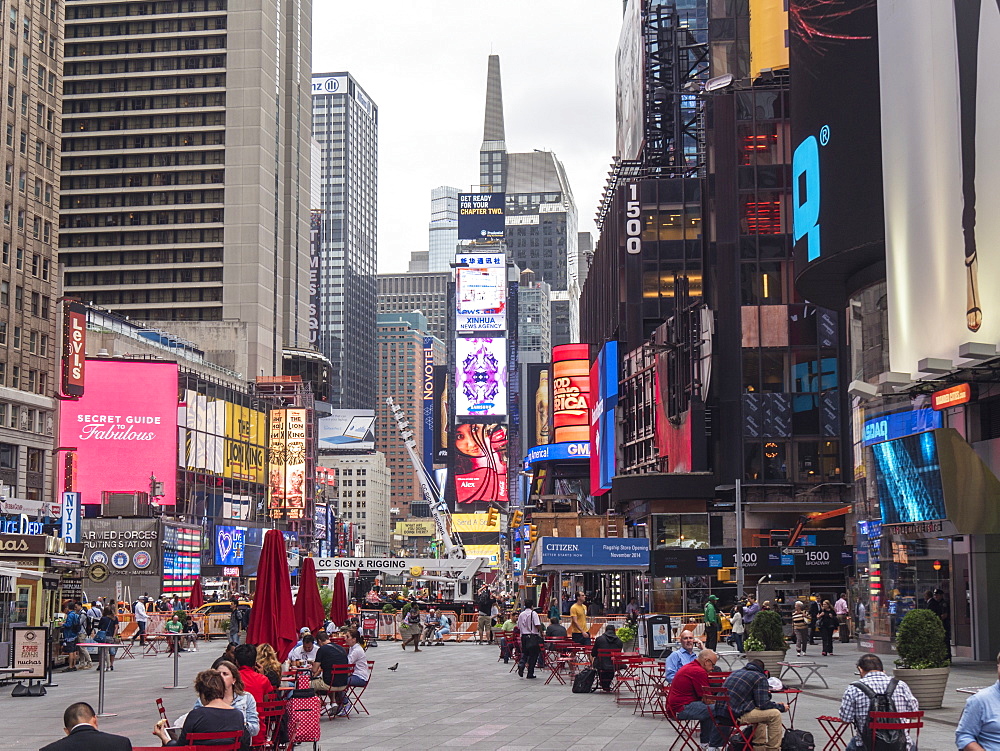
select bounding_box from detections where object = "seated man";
[422,608,442,645]
[41,702,132,751]
[667,650,725,750]
[842,653,919,751]
[664,629,702,683]
[545,617,567,639]
[434,614,452,643]
[288,634,318,667]
[716,659,786,751]
[957,651,1000,751]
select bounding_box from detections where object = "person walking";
[60,603,81,673]
[835,592,850,643]
[95,607,119,671]
[808,597,821,645]
[818,599,838,656]
[132,596,148,647]
[474,585,493,645]
[928,588,952,660]
[568,592,590,645]
[791,601,811,656]
[703,595,722,651]
[400,600,423,652]
[71,603,93,670]
[227,598,242,645]
[730,605,745,654]
[516,602,543,679]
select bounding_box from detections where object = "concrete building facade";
[59,0,313,378]
[319,451,390,557]
[376,271,449,342]
[310,72,377,411]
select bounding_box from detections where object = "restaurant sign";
[12,626,48,679]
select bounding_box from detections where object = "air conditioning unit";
[101,491,152,517]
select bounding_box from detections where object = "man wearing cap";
[703,595,722,650]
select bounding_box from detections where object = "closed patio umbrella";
[246,529,297,661]
[331,571,348,627]
[189,576,205,610]
[293,556,326,633]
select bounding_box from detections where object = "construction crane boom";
[386,397,465,558]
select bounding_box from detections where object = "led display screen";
[871,431,948,525]
[458,193,505,240]
[214,524,247,567]
[456,266,507,332]
[58,360,178,505]
[455,337,508,417]
[552,343,591,443]
[453,422,508,505]
[268,408,308,518]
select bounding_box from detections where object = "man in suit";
[40,702,132,751]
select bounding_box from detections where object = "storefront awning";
[528,536,650,572]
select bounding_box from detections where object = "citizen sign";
[545,543,580,552]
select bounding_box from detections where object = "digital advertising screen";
[552,343,590,443]
[453,422,508,506]
[268,408,308,518]
[871,431,948,525]
[458,193,505,240]
[456,266,507,332]
[214,525,247,567]
[318,409,375,451]
[455,337,508,417]
[58,359,179,505]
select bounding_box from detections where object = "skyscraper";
[377,271,450,341]
[60,0,313,378]
[476,56,579,343]
[311,72,378,411]
[427,185,459,272]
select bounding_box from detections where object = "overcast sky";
[313,1,624,274]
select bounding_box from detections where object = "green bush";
[746,609,786,652]
[616,625,637,644]
[895,608,950,669]
[381,603,397,614]
[319,587,333,615]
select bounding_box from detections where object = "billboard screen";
[214,524,247,567]
[433,366,449,463]
[318,409,375,451]
[453,422,508,505]
[591,342,619,496]
[309,209,321,348]
[878,0,1000,374]
[224,402,266,482]
[61,299,86,397]
[615,0,644,161]
[458,193,505,240]
[455,337,508,417]
[524,364,551,448]
[162,523,201,596]
[268,408,308,518]
[58,360,178,505]
[456,266,507,332]
[423,339,435,471]
[80,518,160,576]
[552,343,591,443]
[750,0,789,79]
[871,431,947,525]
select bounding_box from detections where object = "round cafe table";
[74,643,121,716]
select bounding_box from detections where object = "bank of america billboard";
[458,193,505,240]
[456,266,507,332]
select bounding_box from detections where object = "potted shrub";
[744,609,787,675]
[616,624,638,652]
[893,608,950,709]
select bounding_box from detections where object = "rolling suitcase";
[286,669,321,749]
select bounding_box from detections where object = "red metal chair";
[665,705,703,751]
[252,699,287,750]
[345,660,373,716]
[704,686,753,751]
[185,731,244,751]
[816,715,852,751]
[319,663,354,720]
[869,711,924,749]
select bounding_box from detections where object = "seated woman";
[195,660,259,737]
[153,669,250,750]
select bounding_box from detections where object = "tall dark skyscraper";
[311,72,377,410]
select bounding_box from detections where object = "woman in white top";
[336,629,369,717]
[729,606,745,655]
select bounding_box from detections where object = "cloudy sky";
[313,1,624,273]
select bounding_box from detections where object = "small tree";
[319,587,333,616]
[745,609,786,652]
[895,608,950,669]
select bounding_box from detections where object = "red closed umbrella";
[246,529,297,661]
[539,580,549,614]
[330,571,348,627]
[189,576,205,610]
[293,556,326,633]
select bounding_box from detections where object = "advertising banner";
[523,364,550,448]
[749,0,789,79]
[465,544,500,568]
[455,338,508,417]
[523,441,590,469]
[862,408,941,447]
[81,518,160,577]
[61,300,86,397]
[453,423,508,505]
[591,342,619,496]
[394,521,436,537]
[878,0,1000,374]
[552,344,591,443]
[458,193,505,240]
[652,545,854,576]
[58,360,178,505]
[456,266,507,332]
[224,402,266,482]
[61,492,80,544]
[450,513,500,533]
[179,389,225,475]
[309,209,321,347]
[214,525,247,566]
[318,409,375,451]
[535,537,650,569]
[162,523,200,595]
[11,627,47,679]
[268,408,308,518]
[454,253,506,268]
[422,339,435,472]
[433,366,449,463]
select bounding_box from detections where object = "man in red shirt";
[234,644,274,747]
[666,649,725,750]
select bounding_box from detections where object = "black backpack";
[852,679,907,751]
[782,729,816,751]
[572,667,598,693]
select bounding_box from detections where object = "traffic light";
[486,507,498,527]
[528,524,538,544]
[509,509,523,528]
[717,568,734,582]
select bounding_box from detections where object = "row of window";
[0,282,51,319]
[65,267,222,285]
[61,208,223,228]
[81,287,222,304]
[1,204,52,242]
[0,366,51,398]
[61,170,224,190]
[60,248,223,266]
[0,441,46,471]
[67,17,227,38]
[65,36,225,54]
[66,0,227,20]
[0,322,49,355]
[1,243,50,279]
[62,188,224,208]
[64,111,225,132]
[63,131,225,152]
[65,73,226,95]
[4,165,54,206]
[64,54,226,76]
[95,305,222,321]
[66,93,225,114]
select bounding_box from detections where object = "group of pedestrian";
[399,598,453,651]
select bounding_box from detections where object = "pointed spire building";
[479,54,508,193]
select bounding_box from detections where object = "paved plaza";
[0,639,993,750]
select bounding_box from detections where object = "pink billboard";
[59,360,179,505]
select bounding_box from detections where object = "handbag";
[95,630,107,643]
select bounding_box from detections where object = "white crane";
[386,396,465,558]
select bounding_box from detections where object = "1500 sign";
[625,183,642,254]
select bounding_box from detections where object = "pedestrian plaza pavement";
[0,637,993,750]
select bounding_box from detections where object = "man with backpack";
[839,653,919,750]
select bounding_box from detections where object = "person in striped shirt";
[791,601,812,656]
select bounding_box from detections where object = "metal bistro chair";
[704,685,754,751]
[252,698,287,750]
[868,711,924,750]
[184,731,244,751]
[319,663,355,720]
[344,660,373,716]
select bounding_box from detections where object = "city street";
[0,640,989,750]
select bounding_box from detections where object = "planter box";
[893,666,950,710]
[745,650,786,676]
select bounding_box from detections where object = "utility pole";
[735,479,745,599]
